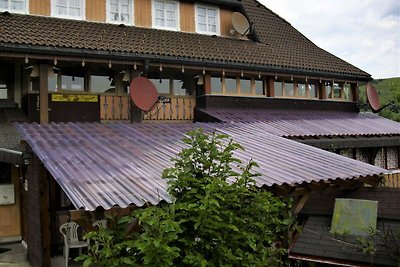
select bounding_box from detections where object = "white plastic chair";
[92,219,108,229]
[59,221,88,267]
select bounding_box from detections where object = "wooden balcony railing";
[384,171,400,188]
[144,97,195,121]
[100,95,195,121]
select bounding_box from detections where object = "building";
[0,0,399,266]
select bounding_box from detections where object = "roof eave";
[0,43,372,82]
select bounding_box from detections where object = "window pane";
[0,81,7,99]
[48,76,58,92]
[240,79,251,94]
[150,79,169,94]
[0,0,8,9]
[173,80,187,95]
[61,75,84,91]
[0,163,11,184]
[255,80,263,95]
[308,82,317,98]
[333,83,341,98]
[285,81,294,96]
[274,81,283,96]
[343,84,352,101]
[325,82,332,98]
[211,77,222,94]
[297,82,306,97]
[225,78,237,94]
[91,75,115,93]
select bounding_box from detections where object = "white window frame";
[152,0,180,31]
[0,0,29,14]
[195,4,219,35]
[106,0,133,25]
[51,0,85,20]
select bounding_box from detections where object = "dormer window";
[107,0,133,25]
[195,4,219,35]
[51,0,85,20]
[0,0,28,14]
[152,0,179,30]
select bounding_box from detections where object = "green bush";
[77,129,295,266]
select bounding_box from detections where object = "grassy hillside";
[359,77,400,122]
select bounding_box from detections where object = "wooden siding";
[144,97,195,121]
[100,95,130,120]
[180,2,195,32]
[30,0,50,16]
[135,0,151,27]
[86,0,106,22]
[220,9,233,37]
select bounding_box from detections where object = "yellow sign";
[51,94,98,102]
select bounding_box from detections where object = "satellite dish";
[130,77,159,112]
[366,82,393,113]
[231,12,251,36]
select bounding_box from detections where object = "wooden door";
[0,166,21,241]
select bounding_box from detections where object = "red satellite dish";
[366,83,380,113]
[130,77,159,112]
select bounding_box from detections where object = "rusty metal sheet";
[16,122,386,211]
[198,108,400,137]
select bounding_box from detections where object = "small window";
[255,80,264,95]
[91,75,115,93]
[172,80,188,96]
[240,78,251,95]
[195,4,219,35]
[325,82,332,99]
[0,0,28,14]
[225,77,237,94]
[343,84,352,101]
[107,0,133,24]
[0,80,7,99]
[150,78,170,94]
[61,74,85,91]
[274,81,283,97]
[211,77,222,94]
[152,0,179,30]
[333,83,342,99]
[51,0,85,20]
[297,82,306,97]
[308,82,318,98]
[284,81,294,97]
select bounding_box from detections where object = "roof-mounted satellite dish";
[366,82,393,113]
[130,77,159,112]
[231,12,252,36]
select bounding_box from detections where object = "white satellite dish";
[231,12,251,36]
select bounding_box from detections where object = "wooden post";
[39,63,49,124]
[351,83,359,102]
[292,192,310,216]
[319,82,326,100]
[204,73,211,95]
[266,77,274,97]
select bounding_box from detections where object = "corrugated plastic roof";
[16,122,385,211]
[198,108,400,138]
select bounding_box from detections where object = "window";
[107,0,133,24]
[195,5,219,35]
[0,80,7,99]
[0,163,11,184]
[152,0,179,30]
[211,77,222,94]
[297,82,306,97]
[240,78,251,95]
[0,0,27,14]
[343,83,352,101]
[51,0,85,20]
[274,81,283,96]
[225,77,237,94]
[91,75,115,93]
[255,80,264,95]
[284,81,294,96]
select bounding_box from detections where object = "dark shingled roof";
[0,0,370,80]
[290,215,400,266]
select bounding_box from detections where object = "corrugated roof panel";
[16,122,386,211]
[199,109,400,137]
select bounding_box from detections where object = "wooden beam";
[39,63,49,124]
[292,192,311,215]
[266,77,274,97]
[204,73,211,95]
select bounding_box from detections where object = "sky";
[259,0,400,79]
